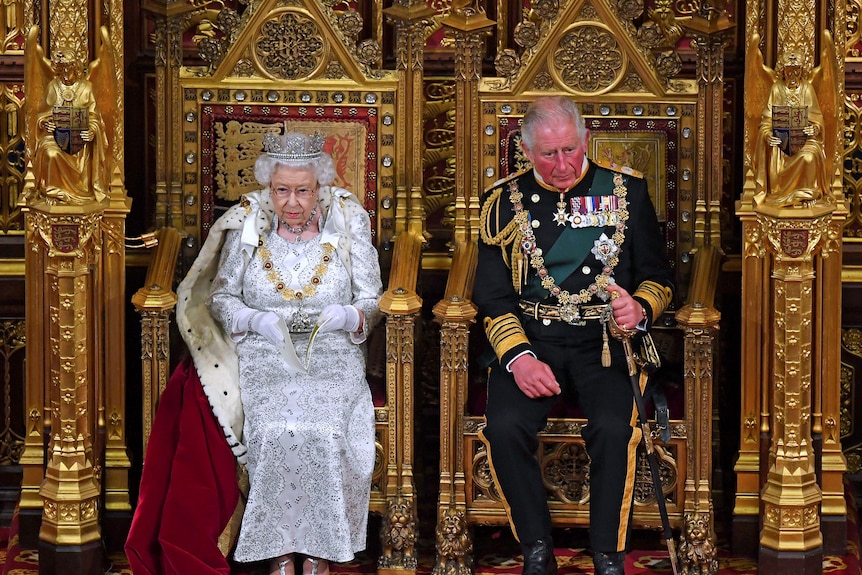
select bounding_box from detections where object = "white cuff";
[505,350,536,372]
[349,327,368,345]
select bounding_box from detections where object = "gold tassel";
[517,255,524,295]
[602,323,611,367]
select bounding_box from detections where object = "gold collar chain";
[509,172,629,310]
[257,235,335,302]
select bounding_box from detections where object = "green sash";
[523,169,617,299]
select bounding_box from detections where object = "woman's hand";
[249,311,284,345]
[317,304,361,333]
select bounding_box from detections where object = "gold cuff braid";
[484,313,530,362]
[633,281,673,321]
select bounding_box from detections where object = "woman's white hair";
[253,132,338,187]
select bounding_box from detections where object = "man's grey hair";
[520,96,588,151]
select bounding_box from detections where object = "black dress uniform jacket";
[475,160,673,367]
[473,160,674,553]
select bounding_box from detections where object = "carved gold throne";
[135,1,426,571]
[433,3,723,574]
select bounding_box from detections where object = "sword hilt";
[607,311,639,375]
[606,293,639,342]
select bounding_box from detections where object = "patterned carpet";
[0,493,859,575]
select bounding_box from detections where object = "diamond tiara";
[263,131,325,162]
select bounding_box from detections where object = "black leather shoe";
[593,550,626,575]
[521,537,558,575]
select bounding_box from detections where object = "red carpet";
[1,488,859,574]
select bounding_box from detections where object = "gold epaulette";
[633,280,673,320]
[593,159,644,179]
[479,183,521,248]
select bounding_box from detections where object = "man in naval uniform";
[474,96,674,575]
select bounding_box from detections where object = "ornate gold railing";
[131,227,182,453]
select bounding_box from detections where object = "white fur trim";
[176,190,275,465]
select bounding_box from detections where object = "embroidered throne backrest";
[196,112,389,243]
[174,2,400,256]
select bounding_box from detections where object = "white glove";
[231,308,258,336]
[249,311,284,345]
[317,304,361,334]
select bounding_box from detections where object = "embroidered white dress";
[207,200,382,564]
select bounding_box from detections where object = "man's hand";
[606,284,645,331]
[509,354,561,398]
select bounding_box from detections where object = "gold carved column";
[377,233,423,575]
[145,7,184,230]
[813,0,849,557]
[672,8,731,572]
[24,202,104,574]
[384,0,435,239]
[441,1,494,245]
[732,177,768,553]
[379,3,431,571]
[753,205,833,573]
[100,174,133,548]
[431,5,493,574]
[674,245,722,575]
[735,1,847,568]
[432,241,477,575]
[684,7,733,251]
[18,175,49,550]
[21,0,130,567]
[816,209,848,554]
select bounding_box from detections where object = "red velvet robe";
[125,357,240,575]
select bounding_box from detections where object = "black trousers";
[479,329,641,553]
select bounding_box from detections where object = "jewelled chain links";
[507,173,630,310]
[257,236,336,302]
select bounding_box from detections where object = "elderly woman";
[166,131,382,575]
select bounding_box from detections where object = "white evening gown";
[208,217,381,563]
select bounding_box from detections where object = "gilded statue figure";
[745,31,839,208]
[24,26,117,204]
